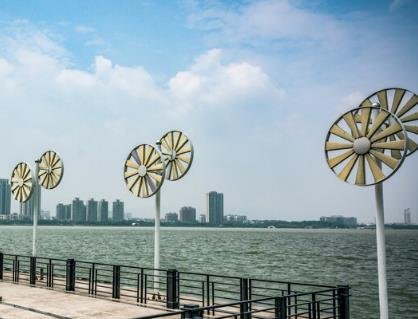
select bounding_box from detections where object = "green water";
[0,226,417,318]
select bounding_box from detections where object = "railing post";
[30,256,36,285]
[337,286,350,319]
[166,269,179,309]
[240,278,250,319]
[16,259,20,282]
[0,252,3,280]
[91,263,95,294]
[112,265,121,299]
[66,259,75,291]
[13,256,19,283]
[275,297,287,319]
[47,259,52,288]
[316,301,321,319]
[177,272,181,306]
[312,293,317,319]
[181,304,202,319]
[140,268,144,303]
[144,274,148,303]
[206,275,210,308]
[211,282,215,315]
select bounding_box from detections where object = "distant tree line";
[1,218,417,229]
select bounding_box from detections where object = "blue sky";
[0,0,417,222]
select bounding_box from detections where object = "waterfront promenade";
[0,282,169,319]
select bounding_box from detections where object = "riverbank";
[0,220,417,229]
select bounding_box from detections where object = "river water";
[0,226,417,318]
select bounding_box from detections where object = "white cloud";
[0,58,13,76]
[74,25,95,34]
[169,49,284,113]
[0,20,68,62]
[188,0,346,47]
[0,26,282,114]
[389,0,414,11]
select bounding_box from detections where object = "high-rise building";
[20,195,36,221]
[87,198,98,223]
[57,203,72,221]
[224,214,247,223]
[64,204,72,220]
[0,179,11,215]
[40,210,50,220]
[72,198,86,223]
[404,208,412,225]
[112,200,124,222]
[199,214,206,224]
[56,203,66,220]
[179,207,196,223]
[165,212,178,223]
[207,191,224,225]
[98,199,108,222]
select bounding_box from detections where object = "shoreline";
[0,224,417,230]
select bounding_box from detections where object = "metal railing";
[131,287,350,319]
[0,252,350,319]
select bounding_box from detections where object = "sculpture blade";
[391,88,405,114]
[328,150,354,169]
[338,154,358,181]
[355,155,366,185]
[366,154,385,183]
[397,95,418,118]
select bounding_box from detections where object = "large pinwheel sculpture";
[325,87,417,319]
[11,162,35,203]
[158,130,194,181]
[10,151,64,256]
[325,106,407,185]
[124,130,193,294]
[124,144,165,198]
[360,88,418,157]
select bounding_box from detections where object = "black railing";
[0,252,350,319]
[131,288,349,319]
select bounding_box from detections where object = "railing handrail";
[1,253,168,272]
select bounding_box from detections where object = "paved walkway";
[0,282,170,319]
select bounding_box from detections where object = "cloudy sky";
[0,0,417,223]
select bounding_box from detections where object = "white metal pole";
[32,161,40,257]
[375,182,388,319]
[154,190,161,294]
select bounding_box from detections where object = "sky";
[0,0,417,223]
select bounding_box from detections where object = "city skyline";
[0,179,417,224]
[55,197,124,223]
[0,1,417,223]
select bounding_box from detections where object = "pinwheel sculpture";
[11,150,64,256]
[124,130,193,293]
[360,88,418,156]
[325,87,417,319]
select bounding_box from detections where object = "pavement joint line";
[0,300,73,319]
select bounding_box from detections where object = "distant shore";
[0,220,417,229]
